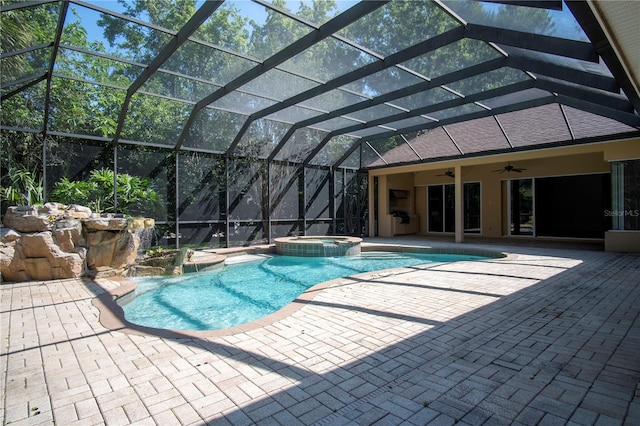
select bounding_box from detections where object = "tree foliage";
[1,0,559,241]
[50,168,158,216]
[0,167,43,206]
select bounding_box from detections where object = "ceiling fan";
[436,170,455,178]
[492,163,526,173]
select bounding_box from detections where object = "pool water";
[122,252,486,331]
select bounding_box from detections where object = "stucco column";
[376,176,392,237]
[455,165,464,243]
[368,174,374,237]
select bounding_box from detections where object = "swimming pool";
[120,251,488,331]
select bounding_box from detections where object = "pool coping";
[92,244,509,340]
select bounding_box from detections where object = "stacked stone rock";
[0,203,142,282]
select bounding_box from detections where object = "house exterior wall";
[369,138,640,250]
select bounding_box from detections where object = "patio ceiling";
[1,0,639,170]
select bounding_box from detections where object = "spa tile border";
[274,236,363,257]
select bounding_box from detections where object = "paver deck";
[1,237,639,425]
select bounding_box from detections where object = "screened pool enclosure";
[2,0,639,248]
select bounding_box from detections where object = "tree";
[1,3,66,216]
[0,2,59,81]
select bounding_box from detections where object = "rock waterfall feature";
[0,203,155,282]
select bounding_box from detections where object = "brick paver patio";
[2,238,639,425]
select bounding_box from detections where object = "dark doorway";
[535,173,610,238]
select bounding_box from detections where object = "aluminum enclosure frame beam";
[111,1,224,145]
[174,1,389,151]
[466,23,597,62]
[306,72,636,168]
[226,25,468,156]
[228,24,609,164]
[334,95,558,169]
[566,1,640,114]
[304,80,537,166]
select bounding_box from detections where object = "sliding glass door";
[536,173,610,238]
[428,183,481,233]
[509,179,534,236]
[464,182,481,234]
[428,184,454,233]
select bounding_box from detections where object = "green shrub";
[0,167,43,206]
[51,168,158,216]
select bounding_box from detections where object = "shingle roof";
[370,105,639,168]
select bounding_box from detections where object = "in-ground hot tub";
[274,236,362,257]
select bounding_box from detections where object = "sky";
[66,0,587,58]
